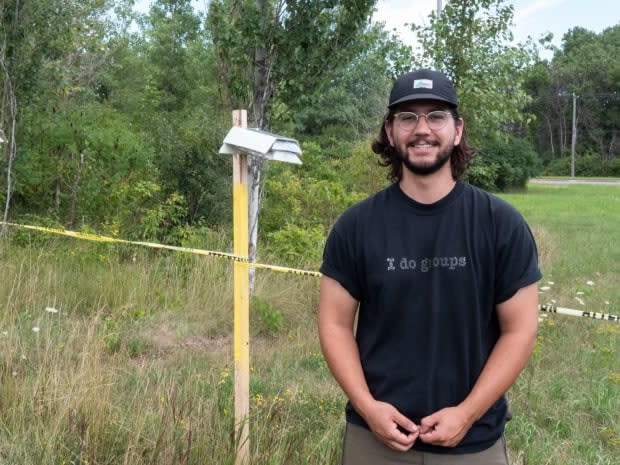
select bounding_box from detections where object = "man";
[318,69,541,464]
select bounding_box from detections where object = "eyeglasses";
[392,111,453,131]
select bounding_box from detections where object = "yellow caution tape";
[3,223,618,320]
[539,303,619,323]
[1,222,321,277]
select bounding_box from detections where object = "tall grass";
[499,185,620,464]
[0,183,618,464]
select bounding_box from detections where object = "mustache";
[406,139,438,146]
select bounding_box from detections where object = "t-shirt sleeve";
[494,204,543,304]
[320,212,363,301]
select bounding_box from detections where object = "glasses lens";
[393,111,451,131]
[394,112,418,130]
[426,111,450,130]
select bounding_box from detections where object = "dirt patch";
[178,334,273,355]
[151,322,178,351]
[180,334,232,354]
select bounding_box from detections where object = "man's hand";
[360,400,419,451]
[418,406,473,447]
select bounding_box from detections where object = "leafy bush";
[264,224,325,269]
[465,158,500,192]
[542,157,571,176]
[467,136,541,191]
[577,153,607,176]
[340,140,391,195]
[542,154,619,177]
[3,214,66,248]
[140,192,189,244]
[608,158,620,176]
[251,296,284,335]
[262,174,361,235]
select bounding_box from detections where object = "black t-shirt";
[320,181,542,454]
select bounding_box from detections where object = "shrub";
[542,153,617,177]
[140,192,189,244]
[263,224,325,269]
[608,158,620,176]
[251,296,284,335]
[465,158,499,192]
[262,174,361,235]
[577,153,606,176]
[542,156,571,176]
[468,136,541,191]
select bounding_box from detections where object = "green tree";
[412,0,538,143]
[287,24,413,143]
[16,98,154,229]
[0,0,124,235]
[207,0,377,272]
[522,61,557,161]
[139,0,232,232]
[208,0,376,128]
[549,26,619,163]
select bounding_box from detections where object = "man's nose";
[413,115,432,133]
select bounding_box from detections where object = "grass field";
[0,183,618,464]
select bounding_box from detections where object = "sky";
[373,0,620,56]
[134,0,619,57]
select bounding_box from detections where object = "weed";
[251,296,284,335]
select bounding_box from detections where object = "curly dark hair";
[371,108,476,183]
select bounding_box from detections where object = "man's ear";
[385,120,395,146]
[454,118,464,146]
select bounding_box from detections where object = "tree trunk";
[67,150,85,229]
[0,60,17,238]
[544,114,555,157]
[558,106,565,155]
[247,0,273,291]
[608,132,618,161]
[248,156,262,289]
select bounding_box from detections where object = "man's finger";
[419,429,444,445]
[386,430,416,451]
[386,439,411,452]
[394,414,418,435]
[419,414,438,434]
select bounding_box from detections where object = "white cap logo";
[413,79,433,89]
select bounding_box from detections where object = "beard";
[395,142,453,176]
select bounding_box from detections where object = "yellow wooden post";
[232,109,250,465]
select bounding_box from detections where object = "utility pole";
[571,92,577,178]
[435,0,443,69]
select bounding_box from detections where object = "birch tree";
[207,0,375,283]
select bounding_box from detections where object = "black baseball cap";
[388,69,458,108]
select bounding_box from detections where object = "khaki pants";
[342,423,509,465]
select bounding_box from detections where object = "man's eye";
[428,112,447,122]
[400,114,416,121]
[428,111,448,121]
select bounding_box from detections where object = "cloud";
[373,0,436,28]
[373,0,437,47]
[514,0,568,22]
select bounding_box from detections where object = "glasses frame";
[391,110,455,132]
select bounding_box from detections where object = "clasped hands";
[363,400,474,451]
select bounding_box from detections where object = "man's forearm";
[460,285,539,423]
[418,328,537,447]
[319,322,376,414]
[459,329,537,423]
